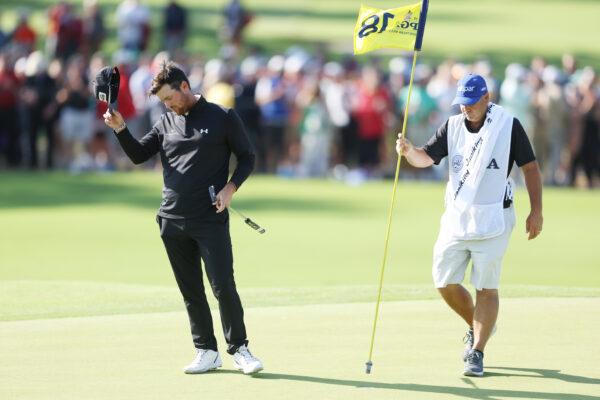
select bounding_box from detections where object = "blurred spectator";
[296,78,333,177]
[397,64,437,147]
[352,65,393,172]
[321,61,356,166]
[568,68,599,188]
[222,0,253,51]
[0,54,21,167]
[46,2,68,58]
[56,57,93,171]
[116,0,151,52]
[187,58,204,93]
[0,12,8,50]
[530,56,547,80]
[235,56,262,157]
[562,53,578,82]
[426,60,456,120]
[43,59,65,169]
[203,58,235,108]
[255,55,289,172]
[11,9,37,56]
[54,3,83,61]
[163,1,187,54]
[82,0,106,57]
[20,51,56,169]
[112,50,138,122]
[500,63,534,137]
[397,64,438,178]
[128,54,154,135]
[534,65,569,184]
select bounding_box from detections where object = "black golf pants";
[157,215,248,355]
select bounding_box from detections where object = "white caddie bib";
[441,103,514,240]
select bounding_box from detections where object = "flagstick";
[365,50,419,374]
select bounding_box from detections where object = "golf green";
[1,298,599,399]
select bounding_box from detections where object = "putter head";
[244,218,266,234]
[365,361,373,374]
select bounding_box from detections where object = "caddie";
[396,73,543,377]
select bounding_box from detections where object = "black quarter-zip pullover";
[115,96,255,219]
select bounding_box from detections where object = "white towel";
[452,103,512,214]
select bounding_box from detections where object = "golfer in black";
[103,62,263,375]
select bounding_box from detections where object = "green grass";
[0,171,599,321]
[1,0,599,71]
[1,173,600,291]
[1,172,599,399]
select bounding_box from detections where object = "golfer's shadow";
[251,369,600,400]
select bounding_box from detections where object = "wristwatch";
[115,122,127,133]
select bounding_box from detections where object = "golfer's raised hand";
[103,109,125,131]
[526,210,543,240]
[215,182,237,213]
[396,133,413,156]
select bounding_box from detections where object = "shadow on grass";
[0,172,160,209]
[485,366,600,385]
[0,172,358,214]
[252,371,600,400]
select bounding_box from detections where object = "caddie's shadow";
[485,366,600,385]
[252,371,600,400]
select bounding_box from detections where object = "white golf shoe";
[232,345,263,374]
[183,349,222,374]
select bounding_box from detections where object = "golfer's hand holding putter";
[213,182,237,213]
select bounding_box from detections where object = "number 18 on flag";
[353,1,429,55]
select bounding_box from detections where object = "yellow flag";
[353,2,423,55]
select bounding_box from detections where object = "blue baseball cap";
[451,74,488,106]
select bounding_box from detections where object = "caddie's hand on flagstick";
[396,133,414,156]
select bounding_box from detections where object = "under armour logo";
[487,158,500,169]
[199,129,208,134]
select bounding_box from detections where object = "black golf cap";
[93,66,120,105]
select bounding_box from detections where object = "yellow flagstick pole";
[365,49,419,374]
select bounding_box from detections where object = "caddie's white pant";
[432,207,516,290]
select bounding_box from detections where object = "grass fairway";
[1,172,599,399]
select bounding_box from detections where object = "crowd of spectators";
[0,1,598,188]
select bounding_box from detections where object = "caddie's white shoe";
[183,349,222,374]
[232,345,263,375]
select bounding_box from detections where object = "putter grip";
[208,185,217,203]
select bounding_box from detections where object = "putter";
[209,185,266,234]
